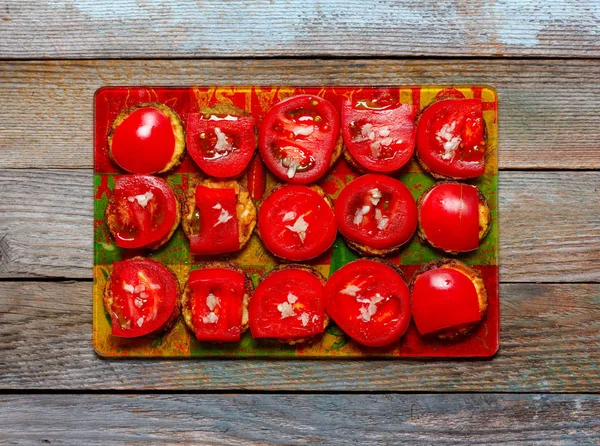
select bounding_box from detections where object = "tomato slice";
[258,95,340,184]
[107,258,178,338]
[258,185,337,261]
[106,175,179,249]
[325,259,411,347]
[419,182,480,252]
[411,266,482,335]
[249,267,326,341]
[341,93,418,173]
[187,112,256,178]
[189,185,240,255]
[416,98,486,179]
[110,105,177,174]
[247,154,266,201]
[334,174,417,250]
[186,267,248,342]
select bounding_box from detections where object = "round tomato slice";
[185,267,249,342]
[187,110,256,178]
[418,182,481,253]
[106,175,179,249]
[325,259,411,347]
[249,267,326,341]
[411,264,483,336]
[106,258,179,338]
[109,104,182,174]
[258,185,337,261]
[335,174,417,251]
[416,98,486,179]
[341,93,418,173]
[258,95,340,184]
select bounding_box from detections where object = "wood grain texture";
[1,1,599,58]
[0,169,598,281]
[0,59,599,170]
[0,394,598,445]
[0,281,598,391]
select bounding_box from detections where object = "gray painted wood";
[0,59,599,169]
[0,394,598,445]
[1,1,599,58]
[0,169,598,281]
[0,281,597,391]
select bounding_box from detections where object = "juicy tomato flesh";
[111,107,176,174]
[258,185,337,261]
[189,185,239,255]
[342,93,418,172]
[187,113,256,178]
[258,95,340,184]
[109,258,178,338]
[187,268,247,342]
[325,259,411,347]
[108,175,178,249]
[335,174,417,250]
[419,183,480,252]
[411,266,482,335]
[249,268,325,340]
[416,98,486,179]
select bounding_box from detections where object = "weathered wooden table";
[1,2,599,444]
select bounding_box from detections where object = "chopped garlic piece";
[312,315,319,323]
[378,127,391,137]
[136,316,145,327]
[202,312,219,324]
[369,188,382,206]
[359,293,385,322]
[123,283,134,293]
[134,297,144,308]
[341,284,361,296]
[292,125,314,136]
[127,191,154,208]
[436,122,462,160]
[287,293,298,304]
[213,208,233,227]
[134,284,146,294]
[285,215,309,243]
[206,293,220,311]
[212,203,222,210]
[139,292,149,299]
[299,312,310,327]
[353,205,371,225]
[214,127,234,153]
[286,159,299,178]
[277,302,296,319]
[375,208,389,230]
[149,283,161,291]
[282,211,297,222]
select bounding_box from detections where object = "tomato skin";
[341,96,418,173]
[110,106,177,174]
[258,185,337,261]
[186,267,248,342]
[411,266,482,336]
[189,185,240,255]
[258,94,340,184]
[106,175,179,249]
[416,99,486,179]
[107,258,178,338]
[334,174,417,250]
[419,182,480,252]
[187,113,256,178]
[324,259,411,347]
[249,267,326,341]
[247,154,266,201]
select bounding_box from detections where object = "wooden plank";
[0,169,598,282]
[0,394,598,445]
[0,59,599,170]
[1,1,599,58]
[0,281,597,391]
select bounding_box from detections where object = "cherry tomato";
[325,259,411,347]
[334,174,417,250]
[249,267,326,341]
[258,185,337,261]
[411,264,482,335]
[106,175,179,249]
[110,105,180,174]
[416,99,486,179]
[187,111,256,178]
[185,267,249,342]
[258,95,340,184]
[107,258,179,338]
[341,92,418,173]
[418,182,482,253]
